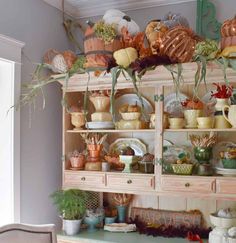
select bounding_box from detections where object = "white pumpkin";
[103,9,140,36]
[51,54,68,73]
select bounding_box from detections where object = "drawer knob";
[185,182,190,187]
[127,179,132,184]
[81,177,86,181]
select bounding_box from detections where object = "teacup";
[168,117,185,129]
[197,117,215,129]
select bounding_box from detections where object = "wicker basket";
[84,24,123,70]
[171,164,193,175]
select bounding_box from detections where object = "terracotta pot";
[70,154,85,169]
[89,150,101,158]
[87,144,103,151]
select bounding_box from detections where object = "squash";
[145,20,168,54]
[113,47,138,68]
[160,26,201,63]
[103,9,140,36]
[221,16,236,49]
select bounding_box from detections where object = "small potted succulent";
[211,83,233,111]
[51,189,89,236]
[68,150,85,170]
[181,98,204,128]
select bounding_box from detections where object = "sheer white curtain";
[0,34,24,225]
[0,58,15,225]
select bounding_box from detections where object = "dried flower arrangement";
[94,21,117,44]
[181,98,204,110]
[111,193,133,206]
[189,133,217,148]
[211,83,233,99]
[80,133,107,145]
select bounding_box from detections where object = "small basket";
[171,164,193,175]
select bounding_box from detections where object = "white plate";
[109,138,147,156]
[164,92,188,117]
[86,121,115,129]
[215,166,236,176]
[114,94,154,121]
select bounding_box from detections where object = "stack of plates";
[215,167,236,177]
[86,121,115,130]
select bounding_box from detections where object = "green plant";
[94,21,117,43]
[51,189,89,220]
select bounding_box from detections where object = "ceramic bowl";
[105,216,116,225]
[90,96,110,112]
[168,117,185,129]
[197,117,215,129]
[84,216,100,232]
[120,112,141,121]
[210,213,236,228]
[222,158,236,169]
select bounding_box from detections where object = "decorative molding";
[196,0,221,41]
[0,34,25,49]
[43,0,196,18]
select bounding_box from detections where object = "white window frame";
[0,34,25,222]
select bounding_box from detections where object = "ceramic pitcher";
[223,105,236,128]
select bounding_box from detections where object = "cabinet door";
[216,178,236,194]
[161,176,216,194]
[63,171,105,189]
[107,174,155,192]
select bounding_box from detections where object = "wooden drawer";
[107,174,155,192]
[161,176,215,193]
[216,179,236,194]
[63,171,105,189]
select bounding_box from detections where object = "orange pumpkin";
[159,26,201,63]
[221,16,236,49]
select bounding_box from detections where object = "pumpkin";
[103,9,140,36]
[145,20,169,54]
[221,16,236,49]
[113,47,138,68]
[221,16,236,37]
[219,46,236,58]
[159,26,201,63]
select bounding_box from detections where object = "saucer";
[197,125,213,129]
[169,126,184,129]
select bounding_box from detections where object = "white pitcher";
[223,105,236,128]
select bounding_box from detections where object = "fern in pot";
[51,189,89,235]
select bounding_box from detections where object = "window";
[0,34,24,225]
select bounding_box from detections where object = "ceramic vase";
[223,104,236,128]
[71,112,85,130]
[116,205,127,223]
[215,98,229,111]
[90,96,110,112]
[184,109,203,128]
[194,147,213,163]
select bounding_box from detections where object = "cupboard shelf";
[66,129,155,133]
[164,128,236,132]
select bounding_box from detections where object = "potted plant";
[211,83,233,111]
[51,189,89,235]
[68,150,85,170]
[181,98,204,128]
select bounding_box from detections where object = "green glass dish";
[222,158,236,169]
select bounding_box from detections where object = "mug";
[197,117,215,129]
[168,117,185,129]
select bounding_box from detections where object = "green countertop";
[57,230,208,243]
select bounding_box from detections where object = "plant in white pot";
[51,189,89,235]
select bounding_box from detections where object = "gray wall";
[0,0,70,227]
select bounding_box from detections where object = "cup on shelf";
[184,109,203,128]
[197,117,215,129]
[168,117,185,129]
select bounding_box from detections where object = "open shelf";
[66,129,156,133]
[165,128,236,132]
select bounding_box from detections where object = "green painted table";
[57,230,208,243]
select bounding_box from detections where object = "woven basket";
[172,164,193,175]
[84,25,123,69]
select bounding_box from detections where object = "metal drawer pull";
[185,182,190,187]
[127,180,132,184]
[81,177,86,181]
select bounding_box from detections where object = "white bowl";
[120,112,141,121]
[210,213,236,228]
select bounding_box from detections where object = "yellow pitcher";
[223,105,236,128]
